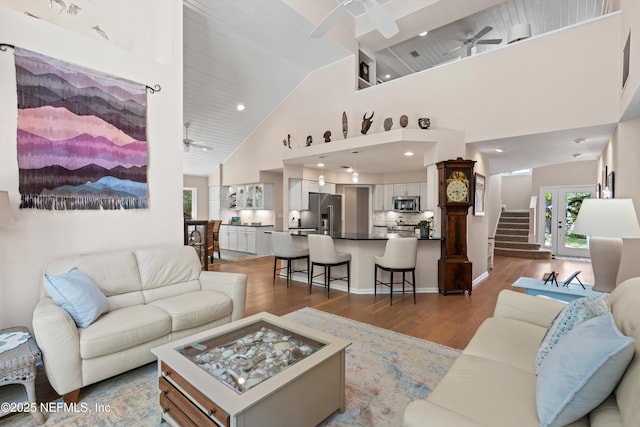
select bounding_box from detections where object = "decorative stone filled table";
[151,312,350,427]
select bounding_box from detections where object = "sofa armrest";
[403,400,487,427]
[493,290,565,328]
[32,298,83,395]
[199,271,247,321]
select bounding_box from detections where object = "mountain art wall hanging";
[14,48,148,210]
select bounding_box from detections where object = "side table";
[512,276,602,302]
[0,326,45,424]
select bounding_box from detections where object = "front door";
[539,186,594,258]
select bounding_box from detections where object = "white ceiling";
[182,0,614,176]
[0,0,619,177]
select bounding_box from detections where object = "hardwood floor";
[212,255,594,350]
[26,255,592,408]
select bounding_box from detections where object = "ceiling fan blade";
[310,0,348,38]
[476,38,502,45]
[471,25,493,42]
[362,0,398,39]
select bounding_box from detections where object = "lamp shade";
[0,191,14,226]
[572,199,640,238]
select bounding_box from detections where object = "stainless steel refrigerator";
[301,193,342,234]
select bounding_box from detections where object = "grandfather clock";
[437,158,475,295]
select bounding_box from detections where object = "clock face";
[446,179,468,203]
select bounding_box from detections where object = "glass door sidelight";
[539,186,594,258]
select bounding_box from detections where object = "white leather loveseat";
[32,245,247,402]
[403,278,640,427]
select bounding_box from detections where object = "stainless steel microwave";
[392,196,420,212]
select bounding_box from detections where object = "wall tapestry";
[14,48,148,210]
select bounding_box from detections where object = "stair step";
[501,210,529,216]
[498,222,529,229]
[495,247,552,259]
[495,228,528,236]
[495,234,529,243]
[495,242,542,250]
[499,217,529,224]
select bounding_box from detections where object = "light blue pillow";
[536,313,634,427]
[536,292,609,373]
[44,268,109,328]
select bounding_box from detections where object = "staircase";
[494,211,552,259]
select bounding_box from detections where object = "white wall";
[0,4,183,329]
[532,161,597,190]
[183,175,209,220]
[501,175,533,210]
[222,13,621,186]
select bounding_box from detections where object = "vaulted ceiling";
[181,0,611,176]
[0,0,614,176]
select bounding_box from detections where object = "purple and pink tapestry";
[14,48,148,210]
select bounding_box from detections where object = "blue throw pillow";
[535,292,609,373]
[536,313,634,427]
[44,268,110,328]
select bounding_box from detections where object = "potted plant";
[417,219,432,239]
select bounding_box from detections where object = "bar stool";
[271,232,309,287]
[308,234,351,297]
[374,237,418,305]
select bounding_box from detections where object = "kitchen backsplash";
[373,210,434,227]
[221,209,275,225]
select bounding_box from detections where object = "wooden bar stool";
[271,232,309,287]
[374,237,418,305]
[308,234,351,297]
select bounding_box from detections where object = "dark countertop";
[289,230,442,241]
[221,224,274,227]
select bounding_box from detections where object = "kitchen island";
[286,231,442,295]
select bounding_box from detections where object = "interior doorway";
[538,186,595,258]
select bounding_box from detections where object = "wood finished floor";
[211,255,594,350]
[27,255,592,407]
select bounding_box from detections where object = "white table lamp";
[572,198,640,292]
[0,191,14,226]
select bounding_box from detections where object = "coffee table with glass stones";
[151,312,350,427]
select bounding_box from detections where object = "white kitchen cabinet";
[373,185,385,211]
[393,183,420,196]
[420,182,428,211]
[219,225,273,254]
[318,183,336,194]
[224,183,272,210]
[383,184,394,211]
[289,179,320,211]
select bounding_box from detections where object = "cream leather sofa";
[32,245,247,401]
[403,278,640,427]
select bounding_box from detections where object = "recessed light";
[495,148,504,153]
[572,153,582,158]
[385,74,391,79]
[404,151,414,156]
[236,104,245,111]
[419,31,428,37]
[574,137,586,144]
[317,163,325,167]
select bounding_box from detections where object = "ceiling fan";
[449,26,502,57]
[311,0,399,39]
[183,122,212,153]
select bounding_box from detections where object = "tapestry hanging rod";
[0,43,161,94]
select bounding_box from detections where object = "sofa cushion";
[79,305,171,359]
[44,268,110,328]
[150,290,233,332]
[463,317,547,374]
[134,246,201,291]
[536,313,634,427]
[427,354,541,427]
[535,293,609,373]
[44,250,142,297]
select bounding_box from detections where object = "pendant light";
[351,151,359,183]
[318,160,325,186]
[319,173,325,186]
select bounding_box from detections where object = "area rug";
[2,308,459,426]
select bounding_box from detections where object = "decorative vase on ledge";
[420,227,429,239]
